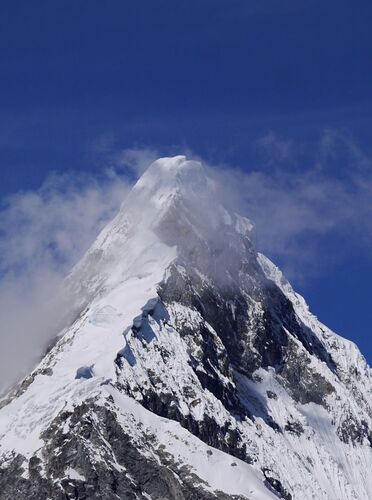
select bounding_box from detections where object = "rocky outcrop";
[0,399,248,500]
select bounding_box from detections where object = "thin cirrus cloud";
[0,130,371,391]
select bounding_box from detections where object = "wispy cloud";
[256,131,297,165]
[0,168,130,392]
[210,129,372,279]
[114,147,159,175]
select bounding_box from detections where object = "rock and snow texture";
[0,156,371,500]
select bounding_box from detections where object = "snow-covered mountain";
[0,156,371,500]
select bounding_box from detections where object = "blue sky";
[1,0,372,362]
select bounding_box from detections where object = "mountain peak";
[116,155,214,233]
[143,155,196,173]
[132,155,207,202]
[1,156,372,500]
[146,155,189,170]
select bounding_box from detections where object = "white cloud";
[208,129,372,279]
[0,168,131,392]
[113,147,159,175]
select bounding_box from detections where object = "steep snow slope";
[0,156,371,500]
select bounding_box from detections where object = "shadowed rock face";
[107,206,341,500]
[156,204,336,407]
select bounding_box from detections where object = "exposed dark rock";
[266,391,278,400]
[337,414,372,446]
[262,469,292,500]
[133,385,253,464]
[0,400,249,500]
[277,338,335,407]
[284,421,304,436]
[158,255,336,409]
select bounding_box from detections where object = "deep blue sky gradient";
[1,0,372,360]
